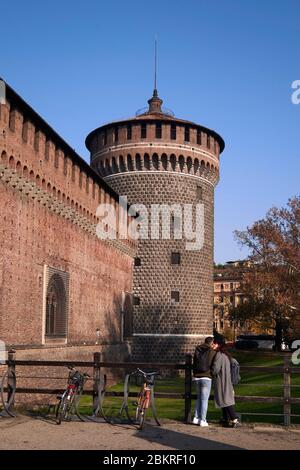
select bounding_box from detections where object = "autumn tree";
[230,196,300,350]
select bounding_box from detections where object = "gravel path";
[0,415,299,450]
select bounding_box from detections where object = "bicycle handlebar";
[67,365,90,378]
[133,368,159,378]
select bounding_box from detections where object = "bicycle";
[122,368,160,430]
[0,369,16,417]
[55,366,90,425]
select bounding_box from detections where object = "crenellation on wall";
[10,108,22,134]
[1,106,137,255]
[0,102,9,126]
[34,129,46,154]
[26,120,35,147]
[0,89,136,242]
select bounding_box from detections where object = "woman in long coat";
[211,343,239,427]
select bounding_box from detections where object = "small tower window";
[127,124,132,140]
[196,185,203,200]
[171,252,181,265]
[207,135,210,149]
[170,123,176,140]
[171,291,180,303]
[184,126,190,142]
[156,123,162,139]
[134,257,141,266]
[114,127,118,143]
[141,123,147,139]
[197,129,202,145]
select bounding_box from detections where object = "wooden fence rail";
[2,350,300,426]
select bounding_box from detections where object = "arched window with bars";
[45,268,69,339]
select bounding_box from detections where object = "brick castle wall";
[0,82,136,362]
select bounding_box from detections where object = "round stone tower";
[86,89,225,362]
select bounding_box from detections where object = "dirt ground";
[0,414,300,450]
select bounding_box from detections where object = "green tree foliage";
[230,196,300,350]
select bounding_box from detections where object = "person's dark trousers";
[222,406,237,422]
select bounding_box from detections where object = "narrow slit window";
[197,129,202,145]
[156,123,162,139]
[141,123,147,139]
[127,124,132,140]
[184,126,190,142]
[196,185,203,200]
[134,257,141,267]
[171,291,180,303]
[171,252,181,265]
[170,123,176,140]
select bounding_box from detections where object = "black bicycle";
[55,366,90,424]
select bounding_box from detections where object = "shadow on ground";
[132,422,243,450]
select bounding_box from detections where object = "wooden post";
[7,349,16,406]
[283,355,291,426]
[93,352,101,415]
[184,354,192,423]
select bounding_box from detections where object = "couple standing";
[193,336,240,428]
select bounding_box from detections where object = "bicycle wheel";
[55,392,74,424]
[122,373,142,424]
[135,394,148,430]
[150,387,161,426]
[0,370,16,417]
[100,380,124,424]
[74,386,90,422]
[56,395,67,424]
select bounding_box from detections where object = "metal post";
[7,349,16,407]
[93,352,101,415]
[283,355,291,426]
[184,354,192,423]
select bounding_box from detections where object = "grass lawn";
[77,351,300,425]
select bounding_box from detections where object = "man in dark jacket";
[192,336,217,426]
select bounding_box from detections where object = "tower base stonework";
[131,335,210,363]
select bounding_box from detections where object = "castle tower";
[86,89,225,361]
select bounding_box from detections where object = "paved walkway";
[0,415,299,450]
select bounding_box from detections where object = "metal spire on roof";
[154,36,157,93]
[148,36,163,112]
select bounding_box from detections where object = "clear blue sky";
[1,0,299,263]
